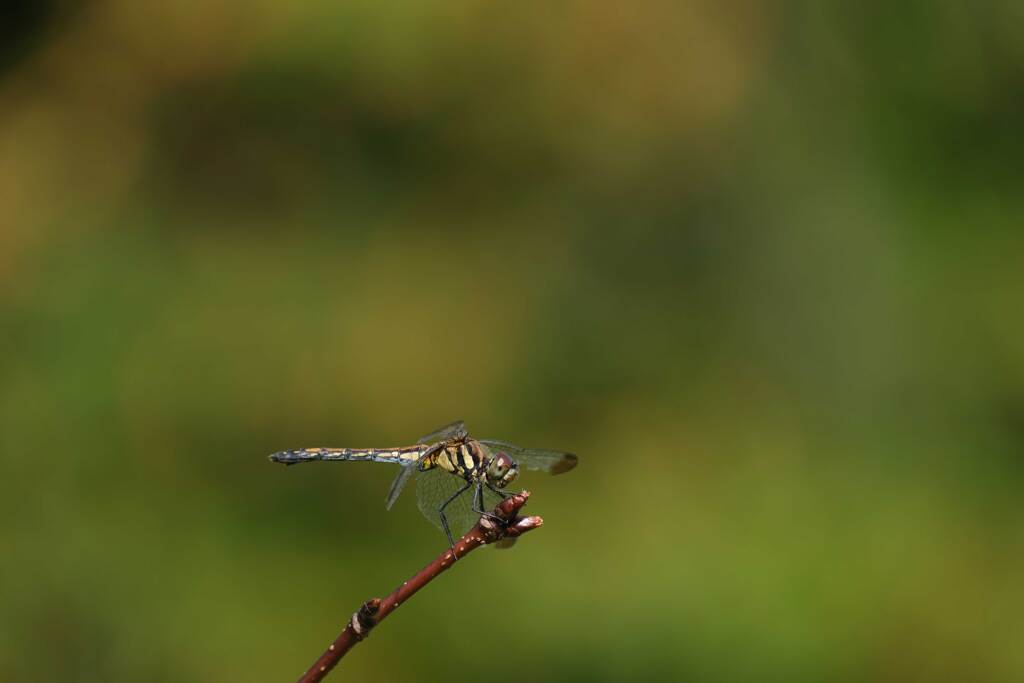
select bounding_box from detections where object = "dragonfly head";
[486,451,519,489]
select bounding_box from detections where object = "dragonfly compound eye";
[487,452,515,483]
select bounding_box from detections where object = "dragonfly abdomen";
[270,446,424,465]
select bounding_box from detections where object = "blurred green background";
[3,2,1024,681]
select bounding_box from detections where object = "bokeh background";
[3,2,1024,681]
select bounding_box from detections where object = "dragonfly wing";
[418,420,468,444]
[385,464,418,510]
[416,468,497,539]
[414,471,521,547]
[478,439,578,475]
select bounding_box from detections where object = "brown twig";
[293,490,542,683]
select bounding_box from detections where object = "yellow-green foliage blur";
[2,2,1023,682]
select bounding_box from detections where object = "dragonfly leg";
[438,480,473,555]
[471,482,505,525]
[484,482,513,500]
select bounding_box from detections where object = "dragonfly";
[269,421,577,550]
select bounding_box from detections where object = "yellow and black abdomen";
[269,445,424,466]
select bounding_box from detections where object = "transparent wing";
[418,420,467,444]
[416,467,473,537]
[478,439,578,474]
[385,464,418,510]
[415,468,504,539]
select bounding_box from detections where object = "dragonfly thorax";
[431,440,487,480]
[430,440,519,488]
